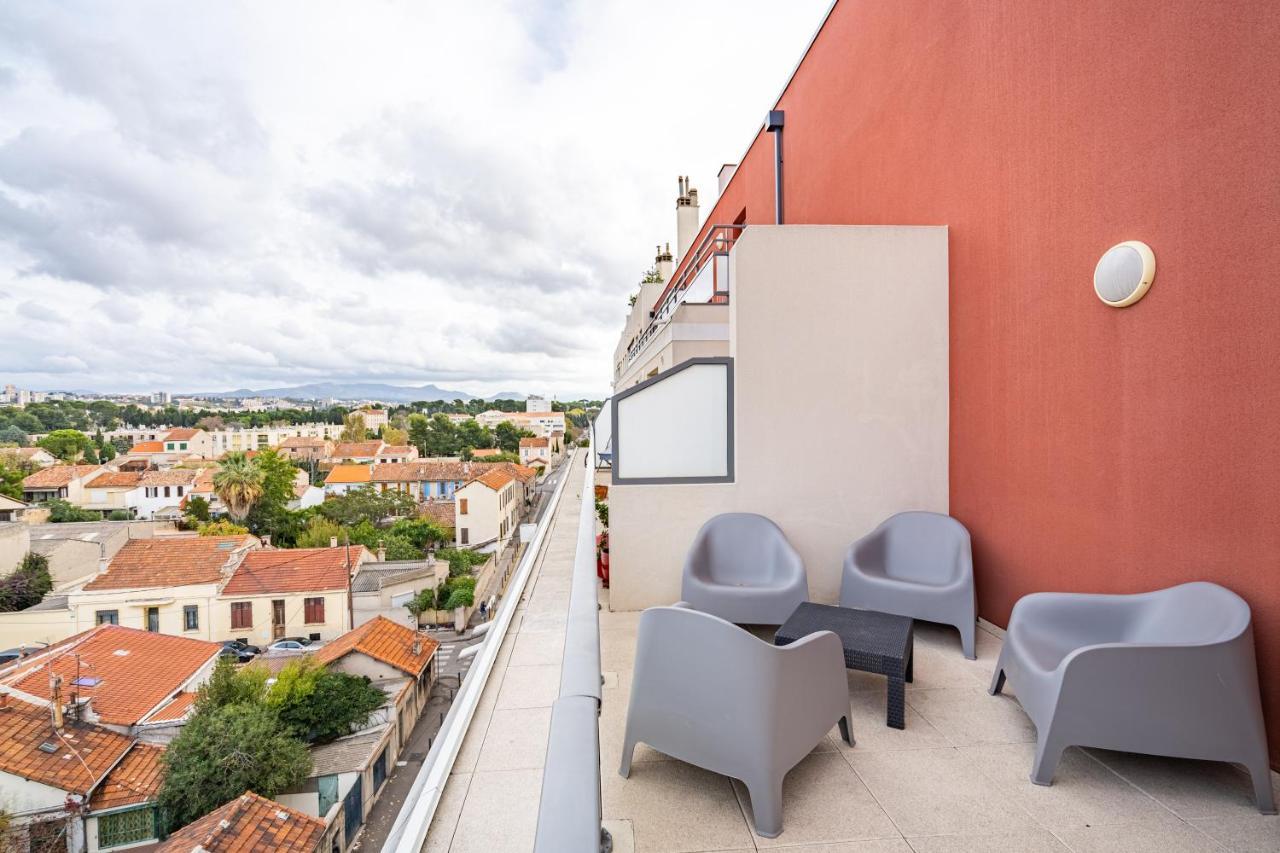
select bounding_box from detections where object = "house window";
[98,806,157,848]
[179,442,188,450]
[96,610,119,625]
[459,498,468,515]
[460,528,469,545]
[317,775,340,818]
[231,601,252,629]
[304,597,325,624]
[163,486,171,497]
[183,605,199,631]
[177,485,184,496]
[145,607,160,632]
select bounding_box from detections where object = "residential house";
[84,741,166,852]
[472,409,566,438]
[351,560,445,627]
[470,447,505,459]
[312,615,438,727]
[454,468,521,548]
[0,446,57,468]
[375,444,419,464]
[157,790,329,853]
[162,427,212,459]
[279,436,333,463]
[218,547,370,646]
[291,479,326,510]
[135,468,201,519]
[328,440,385,464]
[324,464,372,495]
[418,499,456,539]
[21,464,102,504]
[79,470,143,517]
[519,436,551,465]
[25,520,171,589]
[0,494,28,522]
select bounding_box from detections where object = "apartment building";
[454,468,522,549]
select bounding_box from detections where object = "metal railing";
[625,223,744,367]
[534,455,606,852]
[380,455,575,853]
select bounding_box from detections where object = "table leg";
[905,649,914,684]
[887,676,906,729]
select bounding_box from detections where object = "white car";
[266,639,312,654]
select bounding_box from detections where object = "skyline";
[0,1,830,399]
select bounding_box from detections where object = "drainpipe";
[766,110,785,224]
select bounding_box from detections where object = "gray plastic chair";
[840,511,976,658]
[681,512,809,625]
[991,581,1275,813]
[620,605,852,838]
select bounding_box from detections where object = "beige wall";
[0,523,29,575]
[615,302,730,390]
[213,590,350,645]
[609,225,950,610]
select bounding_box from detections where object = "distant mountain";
[491,391,527,400]
[190,382,481,403]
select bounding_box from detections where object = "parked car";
[219,641,256,663]
[224,639,261,655]
[266,638,313,654]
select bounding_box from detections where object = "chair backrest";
[686,513,800,585]
[871,511,971,584]
[1127,582,1251,646]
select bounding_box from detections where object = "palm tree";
[212,453,264,522]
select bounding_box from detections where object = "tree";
[389,518,448,552]
[437,548,489,577]
[106,510,132,521]
[196,415,226,431]
[46,498,98,523]
[185,495,212,523]
[405,588,440,625]
[442,575,477,610]
[382,425,408,446]
[642,264,665,283]
[339,412,368,442]
[213,452,264,521]
[243,450,303,541]
[267,658,386,744]
[0,553,53,611]
[0,425,27,446]
[295,516,347,549]
[37,429,94,463]
[199,520,250,536]
[195,655,269,712]
[494,422,534,454]
[0,459,27,501]
[159,702,311,831]
[96,436,117,461]
[317,485,414,527]
[456,419,493,450]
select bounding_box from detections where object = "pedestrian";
[479,600,488,621]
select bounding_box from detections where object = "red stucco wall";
[674,0,1280,765]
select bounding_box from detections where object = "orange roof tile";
[379,444,416,456]
[84,536,258,591]
[222,548,361,596]
[330,441,384,459]
[470,448,504,457]
[312,616,438,677]
[164,428,200,441]
[138,468,199,487]
[324,464,371,484]
[519,437,549,448]
[157,790,325,853]
[86,471,143,489]
[280,437,327,448]
[90,741,164,810]
[129,441,166,454]
[472,468,515,491]
[419,500,456,529]
[21,464,102,489]
[0,698,134,795]
[2,626,221,727]
[143,691,197,724]
[499,462,538,484]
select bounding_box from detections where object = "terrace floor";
[422,467,1280,852]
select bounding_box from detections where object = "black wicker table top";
[774,602,912,676]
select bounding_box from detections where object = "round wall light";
[1094,240,1155,307]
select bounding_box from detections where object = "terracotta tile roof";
[85,471,143,489]
[84,536,257,591]
[21,465,102,489]
[280,437,326,448]
[419,500,456,529]
[470,448,504,457]
[519,437,549,448]
[371,460,508,483]
[499,462,538,484]
[312,616,438,677]
[157,790,325,853]
[222,547,362,595]
[193,469,217,494]
[164,428,200,441]
[324,464,371,485]
[2,626,222,727]
[139,469,200,487]
[129,441,166,454]
[90,741,164,810]
[330,441,384,459]
[0,698,134,795]
[472,468,515,491]
[143,691,197,724]
[379,444,416,456]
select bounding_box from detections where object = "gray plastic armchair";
[681,512,808,625]
[620,605,852,838]
[840,511,976,658]
[991,582,1275,813]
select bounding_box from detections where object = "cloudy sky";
[0,1,828,399]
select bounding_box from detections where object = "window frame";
[95,610,119,626]
[230,601,253,630]
[183,604,199,632]
[304,596,325,625]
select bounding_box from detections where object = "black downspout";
[766,110,785,224]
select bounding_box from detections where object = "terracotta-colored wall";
[668,0,1280,765]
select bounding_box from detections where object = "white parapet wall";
[608,225,950,610]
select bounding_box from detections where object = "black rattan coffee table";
[774,602,914,729]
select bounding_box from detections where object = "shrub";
[46,498,98,523]
[198,519,250,536]
[0,553,53,612]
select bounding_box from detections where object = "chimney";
[260,535,271,548]
[655,242,674,283]
[330,536,339,548]
[412,636,422,656]
[377,540,386,562]
[676,176,700,261]
[50,674,64,730]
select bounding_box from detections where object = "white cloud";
[0,0,829,398]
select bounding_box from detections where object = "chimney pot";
[330,536,339,548]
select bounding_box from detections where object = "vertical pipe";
[766,110,785,224]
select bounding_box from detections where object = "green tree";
[158,702,311,831]
[317,485,414,526]
[339,412,368,442]
[106,509,131,521]
[0,459,27,501]
[195,656,269,712]
[199,520,251,536]
[0,553,53,611]
[437,548,489,577]
[294,516,347,549]
[213,452,264,521]
[37,429,94,463]
[46,498,98,522]
[455,419,493,449]
[442,575,477,610]
[382,425,408,446]
[267,658,386,744]
[0,425,27,446]
[494,422,534,454]
[243,450,302,541]
[185,495,212,523]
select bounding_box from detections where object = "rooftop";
[0,697,135,795]
[22,464,102,488]
[128,441,165,454]
[85,470,143,488]
[157,790,326,853]
[89,741,165,810]
[164,428,201,441]
[332,440,385,458]
[83,535,257,590]
[325,463,372,484]
[351,560,436,593]
[307,729,386,777]
[470,468,515,491]
[520,437,549,448]
[138,468,201,487]
[223,546,361,595]
[312,615,438,677]
[2,625,221,726]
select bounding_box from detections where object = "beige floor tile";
[449,768,543,853]
[495,664,561,710]
[828,689,950,753]
[475,706,553,772]
[423,772,472,853]
[602,760,756,853]
[1051,815,1226,852]
[1189,813,1280,852]
[508,629,565,667]
[600,626,638,673]
[904,628,991,692]
[517,610,569,633]
[730,752,898,847]
[760,841,912,853]
[847,747,1038,837]
[905,687,1037,746]
[906,830,1069,852]
[1085,749,1269,819]
[452,666,506,774]
[959,744,1167,829]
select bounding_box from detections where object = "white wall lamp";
[1094,240,1156,307]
